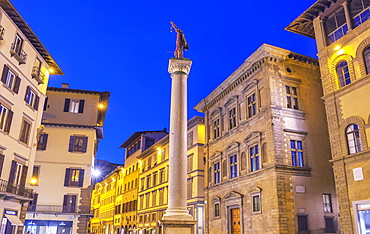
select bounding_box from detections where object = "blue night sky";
[12,0,317,164]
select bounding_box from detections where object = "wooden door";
[230,208,240,234]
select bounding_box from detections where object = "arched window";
[346,124,362,154]
[337,61,351,87]
[364,45,370,74]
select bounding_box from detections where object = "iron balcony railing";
[10,43,27,64]
[31,66,45,84]
[0,25,5,40]
[27,204,92,215]
[0,179,33,199]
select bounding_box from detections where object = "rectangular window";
[350,0,370,27]
[187,132,193,148]
[64,168,84,187]
[298,215,309,231]
[252,194,261,212]
[37,133,48,150]
[0,103,13,134]
[63,99,85,113]
[214,162,220,184]
[27,193,38,211]
[31,166,40,185]
[187,179,192,199]
[250,145,260,172]
[153,172,157,186]
[323,194,333,213]
[213,118,220,139]
[160,169,165,183]
[0,154,4,177]
[146,193,150,208]
[247,93,257,118]
[325,217,336,233]
[229,107,237,130]
[214,203,220,217]
[12,34,23,54]
[159,188,164,205]
[141,178,145,191]
[187,154,193,173]
[62,194,77,213]
[291,140,304,167]
[230,155,238,178]
[146,175,151,189]
[152,191,156,207]
[139,195,144,210]
[24,86,40,110]
[19,120,31,144]
[1,65,20,93]
[69,136,88,153]
[286,85,299,109]
[325,7,348,44]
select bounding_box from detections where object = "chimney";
[61,83,69,89]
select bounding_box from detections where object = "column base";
[159,219,197,234]
[162,208,193,220]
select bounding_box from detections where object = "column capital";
[168,58,192,74]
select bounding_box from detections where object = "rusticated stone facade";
[195,44,338,234]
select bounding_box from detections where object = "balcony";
[31,66,45,84]
[27,204,92,215]
[0,25,4,40]
[10,43,27,65]
[0,179,33,199]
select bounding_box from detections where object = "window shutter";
[0,154,4,177]
[42,134,48,150]
[78,100,85,113]
[68,136,74,152]
[1,65,8,84]
[43,97,48,111]
[20,165,28,187]
[64,99,70,112]
[8,160,17,185]
[33,95,40,110]
[63,195,68,207]
[82,137,88,153]
[24,86,30,102]
[78,169,85,187]
[4,110,13,134]
[13,76,21,94]
[64,168,71,186]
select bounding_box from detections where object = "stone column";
[161,58,197,233]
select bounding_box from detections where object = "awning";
[5,215,23,226]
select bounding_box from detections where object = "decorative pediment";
[242,80,257,94]
[249,187,262,194]
[244,131,261,143]
[210,108,222,118]
[210,151,222,160]
[224,96,238,107]
[226,142,240,151]
[213,196,221,203]
[224,191,243,200]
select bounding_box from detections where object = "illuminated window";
[250,145,260,172]
[69,136,88,153]
[336,61,351,87]
[346,124,362,154]
[19,120,31,144]
[214,203,220,218]
[291,140,304,167]
[63,98,85,113]
[37,133,48,150]
[229,155,238,178]
[350,0,370,27]
[213,118,220,139]
[325,7,348,44]
[64,168,84,187]
[364,46,370,74]
[247,93,257,118]
[1,65,20,93]
[285,85,299,109]
[323,194,333,213]
[252,194,261,212]
[0,103,13,134]
[24,86,39,110]
[229,107,236,130]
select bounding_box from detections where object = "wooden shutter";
[64,168,71,186]
[13,76,21,93]
[82,137,88,153]
[7,160,17,192]
[4,110,13,134]
[63,195,68,207]
[0,154,4,177]
[1,65,8,83]
[42,134,48,150]
[43,97,48,111]
[78,169,84,187]
[20,165,28,187]
[33,95,40,110]
[68,136,74,152]
[78,100,85,113]
[64,99,70,112]
[24,86,30,102]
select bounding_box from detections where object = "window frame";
[64,168,84,187]
[0,103,13,134]
[285,85,299,110]
[68,135,88,153]
[252,193,261,213]
[250,145,260,172]
[290,140,304,167]
[322,194,333,213]
[213,118,221,139]
[228,107,237,130]
[229,154,238,179]
[37,133,48,150]
[19,119,31,144]
[336,61,351,87]
[247,92,257,118]
[214,161,221,184]
[364,45,370,74]
[346,123,363,154]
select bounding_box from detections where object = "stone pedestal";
[161,58,196,233]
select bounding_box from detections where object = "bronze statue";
[170,21,189,58]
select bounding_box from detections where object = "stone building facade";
[287,0,370,233]
[195,44,338,234]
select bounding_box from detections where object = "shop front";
[0,210,23,234]
[24,220,73,234]
[353,200,370,234]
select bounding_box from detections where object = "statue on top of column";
[170,21,189,58]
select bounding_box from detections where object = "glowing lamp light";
[48,68,54,73]
[337,49,345,56]
[334,45,341,51]
[157,147,162,151]
[92,169,101,177]
[98,103,105,109]
[30,178,38,185]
